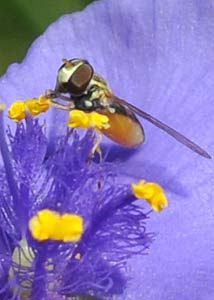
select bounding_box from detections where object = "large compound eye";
[69,62,93,95]
[56,59,94,96]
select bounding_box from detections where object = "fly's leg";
[50,100,74,111]
[92,130,103,161]
[45,89,74,103]
[87,130,103,163]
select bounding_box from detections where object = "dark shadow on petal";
[102,143,141,162]
[101,143,188,198]
[121,160,189,198]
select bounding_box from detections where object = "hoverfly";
[47,58,211,159]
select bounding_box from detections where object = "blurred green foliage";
[0,0,94,75]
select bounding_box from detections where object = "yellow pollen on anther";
[8,101,26,121]
[90,111,110,129]
[132,180,168,212]
[29,209,83,242]
[68,110,90,128]
[8,96,51,121]
[68,110,110,130]
[25,95,51,116]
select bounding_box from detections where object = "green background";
[0,0,94,75]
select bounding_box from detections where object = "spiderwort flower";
[0,0,214,299]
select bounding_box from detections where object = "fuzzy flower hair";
[0,114,155,299]
[0,0,214,299]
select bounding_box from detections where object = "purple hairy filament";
[0,105,166,299]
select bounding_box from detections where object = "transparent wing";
[111,95,211,159]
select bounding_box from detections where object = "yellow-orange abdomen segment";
[100,110,145,147]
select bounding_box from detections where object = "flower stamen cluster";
[8,98,110,131]
[8,96,51,121]
[1,95,168,299]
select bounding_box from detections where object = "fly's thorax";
[73,90,103,112]
[69,71,112,112]
[85,74,112,107]
[90,73,112,94]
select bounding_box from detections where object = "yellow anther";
[89,111,110,130]
[29,209,83,242]
[68,110,90,128]
[25,95,51,116]
[8,96,51,121]
[8,101,26,121]
[61,213,83,242]
[132,180,168,212]
[68,110,110,130]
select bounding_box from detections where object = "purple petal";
[0,0,214,299]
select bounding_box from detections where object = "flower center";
[10,239,34,298]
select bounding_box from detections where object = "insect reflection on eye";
[47,58,211,159]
